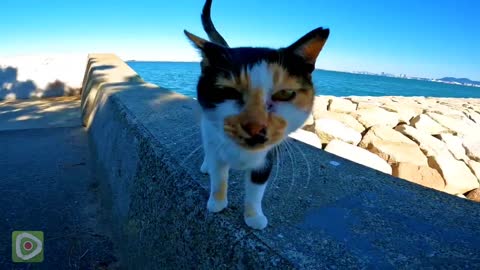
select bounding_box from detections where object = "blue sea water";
[127,61,480,99]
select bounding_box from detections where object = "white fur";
[201,61,310,230]
[244,171,268,229]
[249,61,273,101]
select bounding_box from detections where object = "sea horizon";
[125,60,480,89]
[127,61,480,99]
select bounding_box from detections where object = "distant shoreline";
[348,71,480,88]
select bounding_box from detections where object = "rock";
[410,114,448,135]
[312,111,365,133]
[288,129,322,149]
[345,96,372,103]
[356,102,382,110]
[313,96,331,112]
[303,113,314,127]
[464,109,480,124]
[325,139,392,174]
[392,162,445,191]
[424,104,467,119]
[328,97,357,113]
[466,160,480,183]
[427,151,480,195]
[466,188,480,202]
[463,137,480,162]
[367,141,428,166]
[353,108,399,128]
[437,133,468,161]
[359,125,416,148]
[381,103,422,123]
[427,112,480,136]
[395,125,448,157]
[422,100,468,119]
[314,119,362,145]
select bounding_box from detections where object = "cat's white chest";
[219,147,267,170]
[201,118,268,170]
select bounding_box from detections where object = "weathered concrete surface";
[0,96,81,131]
[0,98,117,268]
[83,54,480,269]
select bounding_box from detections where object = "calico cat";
[185,0,329,229]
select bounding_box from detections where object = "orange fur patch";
[244,205,257,218]
[219,63,312,150]
[269,63,314,111]
[214,179,228,201]
[215,69,251,93]
[291,87,314,111]
[297,39,328,65]
[184,31,207,49]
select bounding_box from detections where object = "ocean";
[127,61,480,99]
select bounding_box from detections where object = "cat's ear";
[184,30,231,66]
[287,27,330,66]
[184,30,209,50]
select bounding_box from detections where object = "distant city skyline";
[2,0,479,81]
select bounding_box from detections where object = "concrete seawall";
[81,54,480,269]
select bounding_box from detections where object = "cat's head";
[185,28,329,151]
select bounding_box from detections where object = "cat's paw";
[245,214,268,230]
[200,161,208,174]
[207,197,228,213]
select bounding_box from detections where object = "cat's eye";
[271,89,296,102]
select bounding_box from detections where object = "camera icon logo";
[12,231,44,263]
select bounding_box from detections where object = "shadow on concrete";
[0,66,81,101]
[0,96,82,131]
[0,126,118,268]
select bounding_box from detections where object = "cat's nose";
[242,122,267,137]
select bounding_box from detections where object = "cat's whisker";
[163,128,201,146]
[281,141,296,197]
[287,138,312,189]
[281,143,295,196]
[180,145,203,166]
[162,144,203,184]
[269,146,281,189]
[164,134,202,153]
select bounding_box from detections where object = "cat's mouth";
[224,116,287,151]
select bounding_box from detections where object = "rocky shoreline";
[295,95,480,202]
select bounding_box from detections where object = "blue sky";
[2,0,479,80]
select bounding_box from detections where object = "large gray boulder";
[395,125,448,157]
[392,162,445,192]
[315,118,362,145]
[328,97,357,113]
[353,108,399,128]
[428,151,479,195]
[359,125,415,149]
[410,114,448,135]
[367,140,428,166]
[325,139,392,174]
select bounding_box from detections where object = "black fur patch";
[250,151,274,184]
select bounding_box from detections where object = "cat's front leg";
[200,158,208,174]
[207,157,229,213]
[244,160,273,230]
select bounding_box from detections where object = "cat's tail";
[201,0,229,47]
